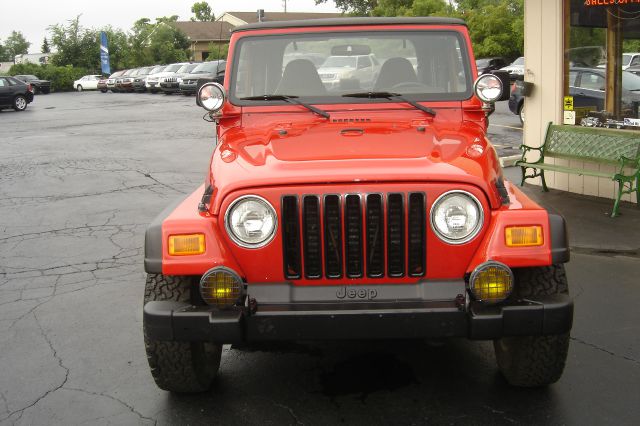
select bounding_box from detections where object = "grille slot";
[281,196,301,279]
[366,194,384,277]
[323,195,343,278]
[408,193,426,277]
[303,196,322,279]
[344,195,363,278]
[387,193,405,277]
[282,192,426,280]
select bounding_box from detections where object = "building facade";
[523,0,639,204]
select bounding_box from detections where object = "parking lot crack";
[137,170,184,193]
[63,387,157,425]
[0,312,70,423]
[272,401,304,425]
[571,336,640,366]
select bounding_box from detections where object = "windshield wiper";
[240,94,330,119]
[342,91,436,116]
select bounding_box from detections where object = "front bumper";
[144,290,573,343]
[160,82,180,92]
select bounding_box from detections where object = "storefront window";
[564,0,640,129]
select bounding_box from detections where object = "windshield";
[622,70,640,91]
[321,56,357,68]
[192,61,223,73]
[476,59,490,67]
[23,75,38,80]
[164,64,182,73]
[511,57,524,66]
[623,54,632,67]
[150,66,165,74]
[177,64,197,73]
[231,30,471,103]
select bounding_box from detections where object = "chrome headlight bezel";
[430,190,484,245]
[224,195,278,249]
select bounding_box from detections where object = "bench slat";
[545,125,640,164]
[517,162,613,178]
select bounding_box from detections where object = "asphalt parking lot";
[1,92,639,425]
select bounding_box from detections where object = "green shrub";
[8,63,93,92]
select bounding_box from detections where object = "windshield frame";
[228,29,473,107]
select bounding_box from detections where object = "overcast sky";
[0,0,340,54]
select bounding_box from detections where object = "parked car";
[106,71,125,92]
[317,46,380,91]
[508,81,525,124]
[500,56,525,79]
[627,64,640,76]
[569,67,640,114]
[179,60,226,95]
[146,63,189,93]
[74,75,102,92]
[476,57,508,75]
[132,66,154,92]
[97,76,108,93]
[115,69,137,92]
[0,76,34,111]
[13,74,51,94]
[160,63,199,94]
[142,17,572,394]
[597,52,640,70]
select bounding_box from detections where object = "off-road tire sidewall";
[494,264,570,387]
[143,273,222,393]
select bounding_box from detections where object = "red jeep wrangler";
[143,17,572,392]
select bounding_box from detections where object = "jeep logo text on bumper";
[336,287,378,300]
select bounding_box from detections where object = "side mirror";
[492,70,511,101]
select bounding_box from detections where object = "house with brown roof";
[173,21,234,62]
[217,11,344,26]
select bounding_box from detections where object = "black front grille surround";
[282,193,426,280]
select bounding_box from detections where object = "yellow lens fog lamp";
[469,261,514,304]
[199,267,244,308]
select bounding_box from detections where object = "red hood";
[208,107,503,214]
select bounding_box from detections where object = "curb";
[499,155,521,168]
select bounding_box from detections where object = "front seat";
[374,57,418,91]
[275,59,327,96]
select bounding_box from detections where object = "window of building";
[564,0,640,129]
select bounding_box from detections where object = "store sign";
[564,111,576,125]
[563,96,574,111]
[583,0,640,6]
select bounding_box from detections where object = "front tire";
[494,264,570,387]
[13,95,27,111]
[143,274,222,393]
[77,85,83,92]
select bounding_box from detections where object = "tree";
[0,41,10,62]
[4,31,31,59]
[191,2,214,21]
[48,16,99,69]
[41,37,51,53]
[315,0,378,15]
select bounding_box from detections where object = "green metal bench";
[517,123,640,217]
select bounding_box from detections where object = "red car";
[142,17,572,393]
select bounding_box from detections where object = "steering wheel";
[390,81,431,92]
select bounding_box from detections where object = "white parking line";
[490,123,523,131]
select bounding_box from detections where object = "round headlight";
[473,74,503,103]
[225,195,277,248]
[430,191,484,244]
[198,82,226,112]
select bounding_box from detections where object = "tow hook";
[455,294,466,311]
[248,297,258,315]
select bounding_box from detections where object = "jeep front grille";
[281,193,426,280]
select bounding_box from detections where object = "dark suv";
[13,74,51,94]
[0,76,34,111]
[179,60,226,95]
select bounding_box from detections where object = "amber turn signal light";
[505,226,543,247]
[168,234,205,256]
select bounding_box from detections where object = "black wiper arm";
[240,94,330,119]
[342,91,436,116]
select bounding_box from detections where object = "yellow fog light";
[469,261,513,303]
[168,234,205,256]
[200,267,243,307]
[505,226,543,247]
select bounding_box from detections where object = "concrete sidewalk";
[503,166,640,254]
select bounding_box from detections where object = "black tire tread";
[494,264,570,387]
[143,273,221,393]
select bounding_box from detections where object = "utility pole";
[283,0,287,13]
